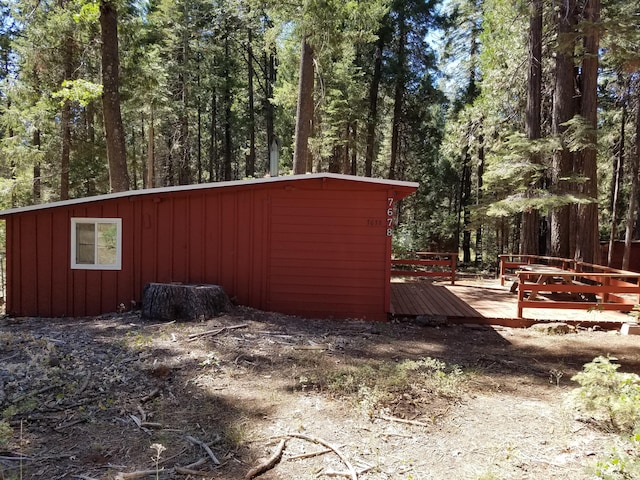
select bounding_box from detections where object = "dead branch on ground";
[286,447,332,461]
[244,438,287,479]
[185,435,220,464]
[287,433,358,480]
[187,323,248,341]
[378,414,430,428]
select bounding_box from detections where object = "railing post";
[451,254,456,285]
[517,272,524,317]
[500,255,506,286]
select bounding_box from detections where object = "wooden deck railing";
[391,252,457,285]
[499,254,640,317]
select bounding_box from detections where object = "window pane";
[76,223,95,264]
[96,223,118,265]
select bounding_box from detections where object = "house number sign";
[386,197,394,236]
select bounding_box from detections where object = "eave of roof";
[0,173,419,217]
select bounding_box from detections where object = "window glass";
[76,223,96,264]
[97,223,118,265]
[71,218,122,270]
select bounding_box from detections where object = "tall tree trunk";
[622,80,640,270]
[365,35,384,177]
[608,83,626,266]
[196,51,203,184]
[146,108,155,188]
[475,122,484,265]
[574,0,601,264]
[60,31,73,201]
[389,10,406,180]
[293,37,314,174]
[33,129,41,203]
[223,37,233,181]
[100,0,130,192]
[350,122,357,175]
[550,0,576,258]
[246,28,256,178]
[461,144,472,263]
[263,38,276,173]
[209,91,218,181]
[178,19,190,185]
[520,0,542,255]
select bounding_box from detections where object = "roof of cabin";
[0,173,419,217]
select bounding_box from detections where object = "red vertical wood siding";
[1,175,416,320]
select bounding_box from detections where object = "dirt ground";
[0,306,639,480]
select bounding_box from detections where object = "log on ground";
[142,283,230,321]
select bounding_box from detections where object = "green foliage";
[594,433,640,480]
[0,419,12,447]
[567,356,640,434]
[52,79,103,107]
[324,357,465,415]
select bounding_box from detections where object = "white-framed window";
[71,218,122,270]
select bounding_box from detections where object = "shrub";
[325,357,465,415]
[567,356,640,434]
[0,420,12,447]
[594,433,640,480]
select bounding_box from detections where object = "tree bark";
[33,129,41,203]
[293,37,314,174]
[550,0,577,258]
[574,0,601,265]
[520,0,542,255]
[264,38,276,173]
[608,82,626,266]
[223,37,233,181]
[60,34,73,201]
[246,28,256,178]
[209,91,218,181]
[365,35,384,177]
[100,0,130,192]
[389,10,406,180]
[146,108,155,188]
[622,79,640,270]
[142,283,230,322]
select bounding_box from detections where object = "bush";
[567,356,640,434]
[0,420,12,447]
[594,433,640,480]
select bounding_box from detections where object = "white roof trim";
[0,173,419,217]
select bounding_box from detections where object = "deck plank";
[390,279,629,327]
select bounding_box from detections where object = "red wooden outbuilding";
[0,174,418,321]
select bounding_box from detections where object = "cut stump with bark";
[142,283,230,322]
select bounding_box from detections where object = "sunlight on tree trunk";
[293,37,314,175]
[100,0,130,193]
[574,0,601,265]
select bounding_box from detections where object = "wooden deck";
[390,279,631,329]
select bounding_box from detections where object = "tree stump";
[142,283,231,322]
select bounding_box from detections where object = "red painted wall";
[3,175,416,320]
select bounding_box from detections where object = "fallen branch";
[175,466,210,475]
[0,455,33,461]
[129,414,151,435]
[75,372,92,396]
[378,414,430,428]
[287,434,357,480]
[187,323,248,341]
[182,457,208,469]
[323,465,374,478]
[54,417,88,432]
[71,475,100,480]
[286,447,332,461]
[185,435,220,464]
[139,387,160,403]
[115,468,163,480]
[245,439,287,479]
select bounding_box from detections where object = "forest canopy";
[0,0,639,268]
